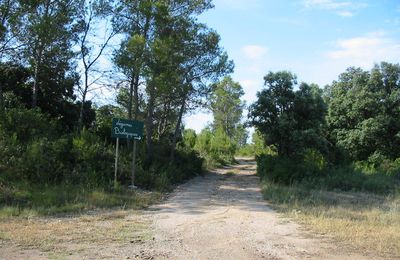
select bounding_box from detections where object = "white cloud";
[303,0,367,17]
[326,32,400,68]
[337,10,354,17]
[242,45,268,60]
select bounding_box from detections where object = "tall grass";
[0,184,162,217]
[262,181,400,257]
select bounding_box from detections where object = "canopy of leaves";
[327,62,400,161]
[249,71,327,156]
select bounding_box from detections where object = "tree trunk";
[133,74,140,120]
[170,96,186,162]
[32,59,40,108]
[128,75,134,120]
[78,90,87,130]
[146,83,155,164]
[0,82,3,111]
[78,70,89,130]
[32,0,50,108]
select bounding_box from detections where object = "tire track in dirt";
[142,158,371,260]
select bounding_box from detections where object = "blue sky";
[184,0,400,133]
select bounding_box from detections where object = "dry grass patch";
[0,187,163,255]
[0,185,163,218]
[262,181,400,258]
[0,210,151,254]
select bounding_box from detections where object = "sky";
[183,0,400,134]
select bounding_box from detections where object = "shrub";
[72,129,114,187]
[182,129,197,149]
[21,137,72,184]
[194,128,235,167]
[257,153,397,194]
[210,129,236,164]
[301,148,327,178]
[0,108,59,143]
[257,149,327,184]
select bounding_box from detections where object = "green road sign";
[112,118,144,140]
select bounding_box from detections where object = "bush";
[20,137,72,184]
[257,153,397,194]
[194,128,235,167]
[72,129,114,187]
[257,149,327,184]
[182,129,197,149]
[134,145,203,191]
[0,108,59,143]
[0,108,205,193]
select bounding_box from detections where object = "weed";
[0,184,162,217]
[0,210,152,254]
[262,181,400,257]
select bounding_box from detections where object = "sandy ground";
[142,158,370,260]
[0,159,374,259]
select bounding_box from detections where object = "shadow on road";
[149,159,273,215]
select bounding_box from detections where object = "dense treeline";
[250,64,400,193]
[0,0,235,196]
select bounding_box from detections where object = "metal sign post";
[114,138,119,189]
[131,139,138,188]
[111,118,144,189]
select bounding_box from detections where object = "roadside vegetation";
[0,0,243,217]
[249,66,400,257]
[1,0,399,257]
[262,182,400,257]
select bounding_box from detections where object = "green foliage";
[0,107,58,143]
[71,129,114,187]
[236,130,277,157]
[210,128,236,163]
[210,76,246,140]
[257,149,328,184]
[94,105,124,142]
[257,153,398,194]
[20,137,72,184]
[194,128,235,167]
[134,146,203,191]
[0,183,162,216]
[327,63,400,161]
[249,71,327,157]
[182,129,197,149]
[194,128,213,158]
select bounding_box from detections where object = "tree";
[167,21,233,161]
[248,71,297,156]
[293,83,328,155]
[114,0,231,163]
[327,62,400,161]
[113,0,153,121]
[0,0,21,109]
[0,0,20,58]
[76,0,117,130]
[17,0,82,108]
[249,71,327,156]
[210,76,245,141]
[0,62,30,109]
[182,129,197,149]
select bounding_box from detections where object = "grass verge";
[0,184,162,257]
[262,181,400,258]
[0,210,152,255]
[0,183,163,217]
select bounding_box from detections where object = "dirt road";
[1,159,372,259]
[138,158,370,260]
